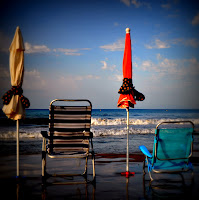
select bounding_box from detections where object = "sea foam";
[91,117,199,126]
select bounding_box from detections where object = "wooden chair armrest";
[41,131,48,138]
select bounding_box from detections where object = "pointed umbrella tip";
[16,26,20,32]
[126,28,130,33]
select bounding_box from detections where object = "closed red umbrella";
[117,28,144,178]
[117,28,136,109]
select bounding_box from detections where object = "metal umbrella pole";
[121,107,135,178]
[126,107,129,172]
[16,119,19,177]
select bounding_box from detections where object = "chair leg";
[146,157,153,181]
[42,137,47,183]
[143,160,146,175]
[92,151,96,182]
[83,156,88,178]
[90,139,96,183]
[148,170,153,181]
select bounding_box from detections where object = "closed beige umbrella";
[2,26,30,177]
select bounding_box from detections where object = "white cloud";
[192,13,199,26]
[25,69,40,77]
[187,58,199,76]
[54,48,81,56]
[161,3,171,9]
[0,31,90,56]
[121,0,151,8]
[138,54,199,81]
[170,38,199,48]
[57,75,81,90]
[110,65,117,71]
[100,38,125,51]
[145,37,199,50]
[23,69,46,90]
[75,74,100,81]
[161,0,180,10]
[24,44,91,55]
[133,62,138,68]
[131,0,141,8]
[22,69,100,103]
[25,42,50,54]
[141,56,177,74]
[141,60,154,71]
[101,61,108,70]
[145,39,170,49]
[120,0,131,7]
[85,75,100,79]
[156,53,163,60]
[53,48,91,56]
[100,60,117,71]
[109,74,123,82]
[183,38,199,48]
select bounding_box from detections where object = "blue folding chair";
[139,121,194,181]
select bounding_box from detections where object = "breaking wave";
[0,117,198,139]
[91,117,199,126]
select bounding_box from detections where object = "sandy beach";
[0,151,199,200]
[1,0,199,199]
[1,109,199,199]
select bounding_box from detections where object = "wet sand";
[0,152,199,199]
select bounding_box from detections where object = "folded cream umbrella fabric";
[2,26,30,177]
[2,26,29,120]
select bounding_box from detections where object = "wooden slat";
[49,143,89,148]
[53,142,89,145]
[52,148,88,152]
[51,124,90,129]
[53,138,89,141]
[51,114,91,120]
[48,103,92,155]
[50,110,91,115]
[49,127,90,132]
[51,106,91,111]
[53,132,91,136]
[50,119,91,123]
[47,136,91,140]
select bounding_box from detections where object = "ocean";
[0,109,199,155]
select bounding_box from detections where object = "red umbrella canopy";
[117,28,145,109]
[117,28,136,109]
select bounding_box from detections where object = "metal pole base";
[121,171,135,178]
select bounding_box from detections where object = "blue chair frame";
[139,121,194,181]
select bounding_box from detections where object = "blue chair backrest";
[154,128,193,161]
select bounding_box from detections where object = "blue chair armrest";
[139,145,152,158]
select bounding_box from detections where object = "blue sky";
[0,0,199,109]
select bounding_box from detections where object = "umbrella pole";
[121,107,135,178]
[126,107,129,172]
[16,119,19,177]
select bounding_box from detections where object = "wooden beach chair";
[139,121,194,182]
[41,99,95,185]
